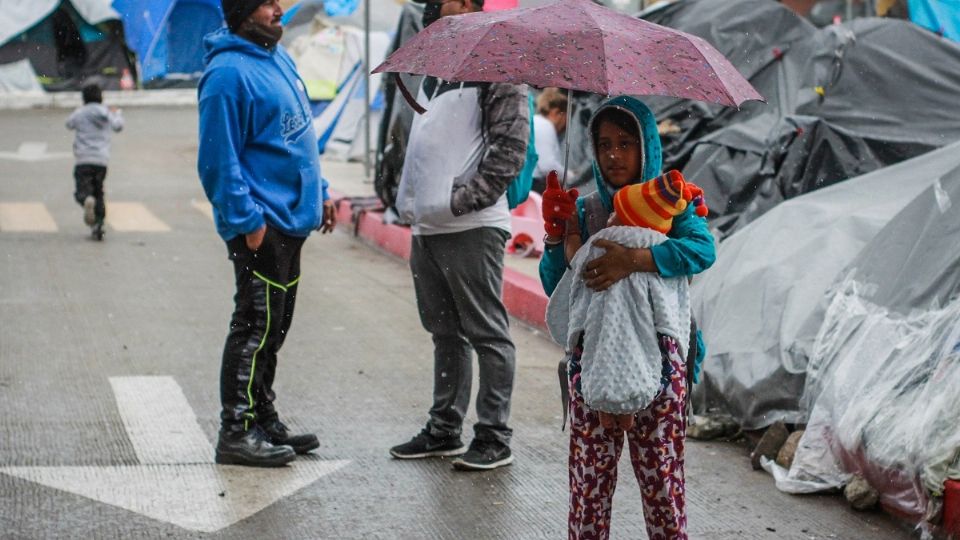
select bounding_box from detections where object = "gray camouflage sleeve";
[450,83,530,216]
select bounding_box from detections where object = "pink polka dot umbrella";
[372,0,764,108]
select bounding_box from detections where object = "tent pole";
[363,0,372,180]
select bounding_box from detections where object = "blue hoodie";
[197,28,329,241]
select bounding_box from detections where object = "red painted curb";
[945,480,960,537]
[332,193,549,332]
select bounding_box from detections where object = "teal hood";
[587,96,663,212]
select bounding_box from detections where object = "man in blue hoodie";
[197,0,336,467]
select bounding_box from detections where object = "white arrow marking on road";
[0,142,72,162]
[0,376,349,533]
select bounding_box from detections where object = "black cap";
[221,0,265,32]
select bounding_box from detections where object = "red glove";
[542,170,579,237]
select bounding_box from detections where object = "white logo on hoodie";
[280,109,310,145]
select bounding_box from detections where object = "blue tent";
[112,0,222,83]
[908,0,960,42]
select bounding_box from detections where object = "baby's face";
[607,212,623,227]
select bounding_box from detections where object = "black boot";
[260,419,319,454]
[215,425,296,467]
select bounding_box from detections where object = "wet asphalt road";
[0,107,916,539]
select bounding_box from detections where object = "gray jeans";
[410,227,516,446]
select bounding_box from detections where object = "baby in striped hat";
[609,169,708,230]
[562,169,708,432]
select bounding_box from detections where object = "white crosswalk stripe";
[191,199,213,221]
[103,202,171,232]
[0,201,185,233]
[0,202,58,232]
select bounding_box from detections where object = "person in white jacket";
[389,0,530,471]
[66,82,123,240]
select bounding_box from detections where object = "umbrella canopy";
[372,0,762,107]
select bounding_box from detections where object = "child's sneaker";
[91,222,104,241]
[83,196,96,226]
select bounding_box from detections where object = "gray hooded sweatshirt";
[65,103,124,166]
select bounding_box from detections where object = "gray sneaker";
[82,196,96,226]
[451,439,513,471]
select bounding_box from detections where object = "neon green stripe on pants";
[244,273,274,430]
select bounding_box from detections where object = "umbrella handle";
[395,73,427,115]
[561,91,573,188]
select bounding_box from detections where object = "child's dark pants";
[73,164,106,224]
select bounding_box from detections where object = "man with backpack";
[388,0,530,471]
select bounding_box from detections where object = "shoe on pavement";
[389,429,466,459]
[83,196,96,226]
[260,419,319,454]
[215,425,296,467]
[451,439,513,471]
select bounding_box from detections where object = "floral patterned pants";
[568,336,688,540]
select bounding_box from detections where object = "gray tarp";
[691,140,960,429]
[762,152,960,526]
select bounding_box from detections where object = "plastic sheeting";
[691,141,960,429]
[768,163,960,525]
[0,1,60,47]
[0,0,116,48]
[0,58,43,92]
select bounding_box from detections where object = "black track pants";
[220,227,305,432]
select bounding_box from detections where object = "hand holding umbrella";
[542,170,579,240]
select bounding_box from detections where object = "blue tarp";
[908,0,960,41]
[321,0,360,17]
[111,0,222,81]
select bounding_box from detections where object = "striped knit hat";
[612,170,708,234]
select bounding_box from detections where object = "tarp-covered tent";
[0,0,135,90]
[112,0,223,86]
[640,2,960,238]
[757,146,960,526]
[691,141,960,429]
[555,0,960,238]
[374,2,423,208]
[284,18,389,160]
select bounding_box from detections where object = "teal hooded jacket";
[538,96,716,381]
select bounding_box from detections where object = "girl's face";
[596,120,642,188]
